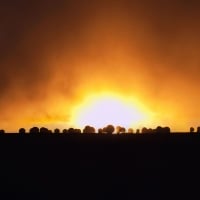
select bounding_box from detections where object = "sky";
[0,0,200,132]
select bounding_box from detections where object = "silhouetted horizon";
[1,1,200,132]
[1,1,200,199]
[1,124,200,134]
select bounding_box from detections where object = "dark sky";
[0,0,200,131]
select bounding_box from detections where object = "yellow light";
[70,92,152,130]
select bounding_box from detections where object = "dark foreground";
[0,133,200,199]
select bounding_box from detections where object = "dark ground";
[0,133,200,199]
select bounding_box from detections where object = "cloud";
[0,0,200,131]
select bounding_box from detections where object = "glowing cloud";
[70,92,153,130]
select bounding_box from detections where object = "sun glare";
[70,92,152,130]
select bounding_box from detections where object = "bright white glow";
[70,92,151,129]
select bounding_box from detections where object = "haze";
[0,0,200,132]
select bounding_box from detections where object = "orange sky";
[0,0,200,132]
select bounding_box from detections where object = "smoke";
[0,0,200,131]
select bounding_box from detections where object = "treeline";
[1,125,170,134]
[1,125,200,135]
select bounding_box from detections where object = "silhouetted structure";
[197,127,200,134]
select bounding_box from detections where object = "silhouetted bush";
[190,127,195,133]
[164,127,170,134]
[68,128,75,134]
[54,128,60,134]
[40,127,49,134]
[156,126,162,133]
[29,127,39,134]
[142,127,148,134]
[197,127,200,134]
[128,128,134,134]
[0,129,5,134]
[120,127,126,134]
[115,126,126,134]
[83,126,95,134]
[116,126,121,134]
[62,129,68,134]
[155,126,170,135]
[98,128,103,134]
[102,127,107,134]
[136,129,140,134]
[148,128,154,134]
[105,125,115,134]
[74,129,81,134]
[19,128,26,134]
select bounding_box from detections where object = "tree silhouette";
[54,128,60,134]
[40,127,49,134]
[155,126,170,134]
[74,129,81,134]
[116,126,121,134]
[142,127,148,134]
[68,128,75,134]
[29,127,39,134]
[105,125,115,134]
[98,128,103,134]
[0,129,5,134]
[83,126,95,134]
[136,129,140,134]
[190,127,195,133]
[120,127,126,134]
[19,128,26,134]
[62,129,68,134]
[128,128,134,134]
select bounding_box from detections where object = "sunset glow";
[70,92,152,130]
[1,1,200,132]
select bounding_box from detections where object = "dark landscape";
[1,1,200,199]
[0,132,200,199]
